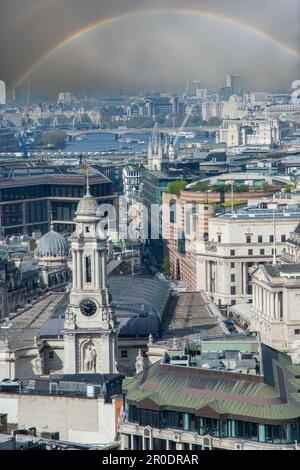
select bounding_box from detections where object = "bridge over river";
[66,126,218,137]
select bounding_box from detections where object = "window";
[140,410,159,428]
[270,235,274,243]
[85,256,92,283]
[295,330,300,335]
[246,235,251,244]
[218,234,222,243]
[169,411,184,429]
[49,352,54,360]
[231,286,236,295]
[231,263,235,269]
[248,249,253,256]
[258,235,263,243]
[230,249,235,256]
[121,350,128,358]
[128,406,139,423]
[231,274,235,282]
[260,249,265,255]
[281,235,286,242]
[236,421,258,441]
[169,200,176,224]
[85,226,90,233]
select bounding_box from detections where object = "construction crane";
[173,104,195,149]
[0,108,29,157]
[150,122,159,149]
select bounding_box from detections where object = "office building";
[0,163,116,236]
[120,338,300,450]
[196,204,300,307]
[216,118,280,147]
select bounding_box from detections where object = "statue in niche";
[32,354,44,376]
[83,342,97,373]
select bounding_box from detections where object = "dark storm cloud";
[0,0,299,94]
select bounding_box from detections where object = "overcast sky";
[0,0,299,95]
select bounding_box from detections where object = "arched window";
[85,256,92,283]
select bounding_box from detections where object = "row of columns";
[253,283,281,320]
[73,248,106,291]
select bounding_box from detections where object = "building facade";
[0,164,116,236]
[119,344,300,450]
[196,205,300,307]
[216,118,279,147]
[251,264,300,359]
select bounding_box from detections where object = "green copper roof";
[123,351,300,424]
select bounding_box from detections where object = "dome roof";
[35,227,69,258]
[76,186,98,217]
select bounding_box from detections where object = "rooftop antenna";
[272,209,277,265]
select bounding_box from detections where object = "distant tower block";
[0,80,6,105]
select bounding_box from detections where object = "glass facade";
[0,179,113,236]
[127,405,300,444]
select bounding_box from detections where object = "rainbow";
[15,8,300,86]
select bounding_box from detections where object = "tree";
[284,184,296,194]
[167,180,187,197]
[194,181,209,192]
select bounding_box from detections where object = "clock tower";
[63,181,117,374]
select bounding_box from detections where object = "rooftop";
[39,275,171,340]
[219,205,300,219]
[123,344,300,424]
[0,293,66,351]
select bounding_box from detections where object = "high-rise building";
[196,88,208,100]
[226,73,240,95]
[0,81,6,105]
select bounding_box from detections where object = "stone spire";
[135,349,146,375]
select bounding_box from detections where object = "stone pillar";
[95,250,100,289]
[253,284,257,310]
[102,249,106,289]
[64,333,77,374]
[271,293,275,319]
[76,250,82,290]
[266,291,270,319]
[73,251,78,288]
[274,292,279,319]
[243,263,248,295]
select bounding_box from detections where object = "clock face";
[79,299,97,317]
